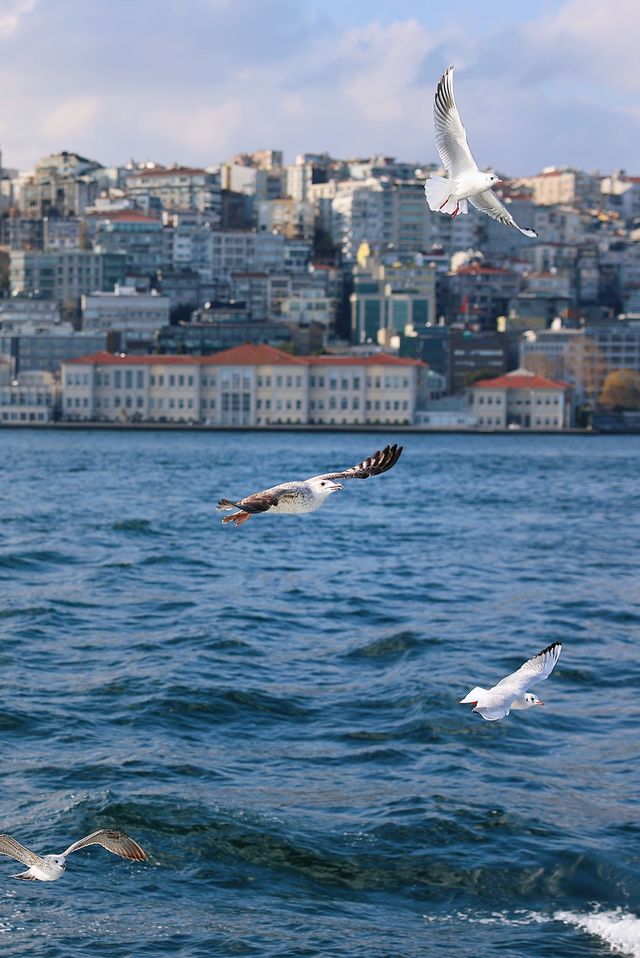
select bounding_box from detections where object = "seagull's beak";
[536,700,544,706]
[333,482,343,491]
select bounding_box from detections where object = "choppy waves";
[1,430,639,957]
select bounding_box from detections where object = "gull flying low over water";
[217,443,403,527]
[460,642,562,721]
[424,66,537,237]
[0,829,147,881]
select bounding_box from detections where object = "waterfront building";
[0,368,59,422]
[62,344,425,426]
[470,368,571,430]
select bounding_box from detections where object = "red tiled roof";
[65,345,426,368]
[307,354,425,367]
[205,343,307,366]
[472,373,569,390]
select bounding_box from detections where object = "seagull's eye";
[321,481,326,486]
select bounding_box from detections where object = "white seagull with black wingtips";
[0,828,147,881]
[460,642,562,721]
[425,65,537,237]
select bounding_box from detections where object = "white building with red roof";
[61,343,426,427]
[470,367,572,430]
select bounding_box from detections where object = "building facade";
[61,344,425,426]
[471,368,571,430]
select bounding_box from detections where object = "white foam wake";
[555,909,640,957]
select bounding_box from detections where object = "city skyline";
[1,0,639,175]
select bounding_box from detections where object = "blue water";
[0,429,639,957]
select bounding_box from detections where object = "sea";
[0,428,638,958]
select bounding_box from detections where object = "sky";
[1,0,639,175]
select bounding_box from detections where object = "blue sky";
[1,0,639,174]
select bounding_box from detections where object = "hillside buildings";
[2,143,640,430]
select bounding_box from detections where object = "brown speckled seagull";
[0,829,147,881]
[217,443,403,527]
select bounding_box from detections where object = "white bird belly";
[32,864,62,881]
[269,497,322,515]
[452,172,490,200]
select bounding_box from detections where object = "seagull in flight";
[217,443,403,527]
[0,829,147,881]
[425,66,537,237]
[460,642,562,721]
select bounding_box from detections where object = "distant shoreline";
[0,422,619,436]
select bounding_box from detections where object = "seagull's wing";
[310,444,403,481]
[0,834,43,867]
[494,642,562,696]
[217,491,282,515]
[433,66,479,177]
[469,189,537,238]
[61,829,147,861]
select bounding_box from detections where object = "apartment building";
[9,249,127,303]
[82,287,170,330]
[61,344,425,426]
[124,166,221,217]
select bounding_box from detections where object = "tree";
[599,369,640,410]
[564,336,606,407]
[522,352,560,381]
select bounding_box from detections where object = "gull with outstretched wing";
[217,443,403,527]
[460,642,562,721]
[425,66,537,237]
[0,828,147,881]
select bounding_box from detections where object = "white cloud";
[0,0,37,39]
[43,97,101,141]
[0,0,639,173]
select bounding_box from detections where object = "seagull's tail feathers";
[12,870,37,881]
[460,687,486,705]
[425,175,461,216]
[217,498,237,512]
